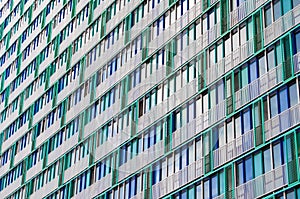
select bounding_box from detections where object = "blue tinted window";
[263,149,271,172]
[245,157,253,181]
[296,32,300,53]
[204,180,210,199]
[237,162,244,185]
[273,142,283,168]
[270,94,278,117]
[211,175,218,198]
[279,88,288,112]
[289,83,298,107]
[242,109,251,133]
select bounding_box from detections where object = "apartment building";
[0,0,300,198]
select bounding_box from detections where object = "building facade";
[0,0,300,198]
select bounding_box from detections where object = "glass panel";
[237,161,244,185]
[241,65,248,87]
[249,61,258,82]
[235,116,242,137]
[273,142,283,168]
[270,94,278,117]
[204,180,210,199]
[242,109,251,133]
[265,6,272,27]
[196,184,202,199]
[279,88,288,112]
[289,83,298,107]
[267,49,275,70]
[258,56,266,75]
[295,32,300,53]
[273,0,282,21]
[263,148,271,172]
[227,120,234,142]
[211,175,218,198]
[245,157,253,182]
[240,25,247,45]
[254,152,263,177]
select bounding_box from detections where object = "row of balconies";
[265,102,300,141]
[174,23,221,71]
[234,63,283,110]
[152,158,203,198]
[127,66,166,105]
[137,79,197,133]
[264,4,300,45]
[213,129,254,168]
[105,0,141,36]
[84,99,121,136]
[235,164,287,199]
[230,0,267,28]
[73,173,112,199]
[118,141,164,181]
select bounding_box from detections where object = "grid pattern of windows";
[0,0,300,199]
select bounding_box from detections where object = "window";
[264,6,272,27]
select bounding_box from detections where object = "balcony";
[294,52,300,74]
[8,73,35,105]
[47,134,78,165]
[168,79,198,110]
[131,1,168,41]
[264,102,300,141]
[172,118,196,149]
[2,122,28,152]
[1,177,22,198]
[93,0,111,20]
[32,102,53,125]
[232,38,254,68]
[56,77,80,104]
[106,1,140,34]
[213,130,254,168]
[152,158,203,198]
[21,83,45,110]
[230,0,266,28]
[235,164,287,199]
[127,66,166,105]
[264,4,300,45]
[64,155,89,183]
[65,94,90,123]
[118,141,164,181]
[137,100,168,133]
[174,42,198,70]
[235,64,283,110]
[74,174,112,199]
[30,178,59,199]
[207,58,229,86]
[0,158,11,177]
[14,142,32,166]
[94,129,130,161]
[35,119,61,147]
[26,160,43,181]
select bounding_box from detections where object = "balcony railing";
[196,100,226,133]
[230,0,267,27]
[235,164,287,199]
[264,4,300,45]
[118,141,164,181]
[264,103,300,141]
[235,64,283,110]
[152,158,203,198]
[207,55,235,85]
[172,118,196,149]
[213,129,254,168]
[127,66,166,105]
